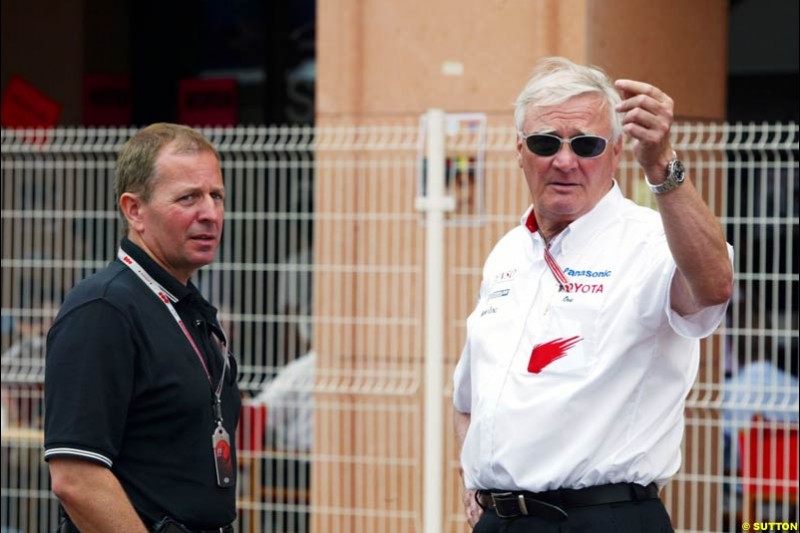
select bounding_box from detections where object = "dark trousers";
[473,499,674,533]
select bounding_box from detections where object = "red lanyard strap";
[541,236,570,292]
[118,249,229,416]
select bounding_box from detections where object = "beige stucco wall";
[317,0,727,119]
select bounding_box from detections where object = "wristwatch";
[646,156,685,195]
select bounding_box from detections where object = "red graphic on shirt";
[527,336,583,373]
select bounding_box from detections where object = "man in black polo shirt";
[44,123,241,532]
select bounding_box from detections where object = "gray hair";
[514,57,622,140]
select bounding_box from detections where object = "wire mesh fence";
[1,120,797,532]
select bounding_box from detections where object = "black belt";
[151,524,234,533]
[147,516,235,533]
[155,524,234,533]
[58,511,234,533]
[476,482,659,521]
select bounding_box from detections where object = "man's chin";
[541,199,584,218]
[186,250,219,269]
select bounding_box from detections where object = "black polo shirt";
[44,237,241,528]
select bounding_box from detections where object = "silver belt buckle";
[490,491,513,517]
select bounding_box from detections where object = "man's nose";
[197,195,223,221]
[551,142,579,171]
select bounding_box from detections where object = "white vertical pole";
[421,108,450,533]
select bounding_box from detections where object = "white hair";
[514,57,623,140]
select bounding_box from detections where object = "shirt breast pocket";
[526,295,603,377]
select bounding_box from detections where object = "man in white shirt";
[256,350,315,452]
[453,57,733,532]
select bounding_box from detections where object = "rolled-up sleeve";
[667,243,734,339]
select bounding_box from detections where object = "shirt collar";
[120,236,194,302]
[119,238,221,335]
[520,180,625,253]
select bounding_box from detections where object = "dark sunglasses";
[521,133,609,159]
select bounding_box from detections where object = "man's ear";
[119,192,145,232]
[610,135,624,168]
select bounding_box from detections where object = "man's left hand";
[614,79,675,182]
[462,488,483,528]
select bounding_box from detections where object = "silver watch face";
[670,159,686,183]
[647,158,685,194]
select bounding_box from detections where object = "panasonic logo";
[563,268,612,278]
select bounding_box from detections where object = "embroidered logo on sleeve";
[527,336,583,373]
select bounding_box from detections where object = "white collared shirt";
[453,182,732,492]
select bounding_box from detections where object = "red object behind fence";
[178,78,237,127]
[237,402,267,452]
[738,416,798,518]
[1,75,62,129]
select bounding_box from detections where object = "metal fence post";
[416,109,456,533]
